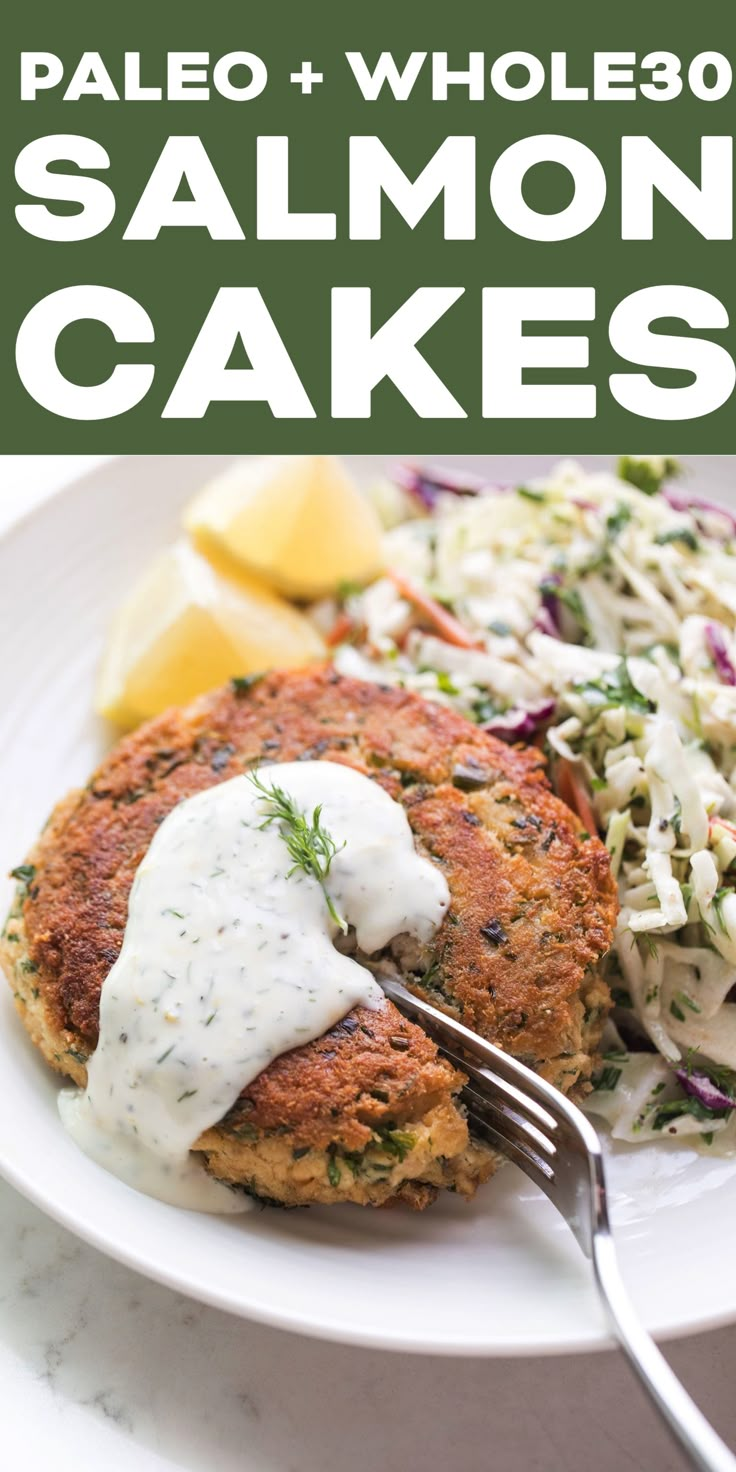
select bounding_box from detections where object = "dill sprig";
[249,771,347,931]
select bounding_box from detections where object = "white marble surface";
[1,457,735,1472]
[1,1173,736,1472]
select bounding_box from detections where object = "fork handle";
[592,1231,736,1472]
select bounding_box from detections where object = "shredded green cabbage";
[320,458,736,1154]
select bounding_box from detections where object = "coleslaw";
[315,457,736,1154]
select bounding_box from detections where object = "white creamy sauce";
[59,761,449,1211]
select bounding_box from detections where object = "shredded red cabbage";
[663,487,736,538]
[482,700,556,742]
[393,463,491,511]
[675,1069,736,1113]
[705,623,736,685]
[533,606,560,639]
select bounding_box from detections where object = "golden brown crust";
[3,893,500,1206]
[228,1005,459,1150]
[1,901,463,1154]
[11,666,617,1082]
[2,667,616,1208]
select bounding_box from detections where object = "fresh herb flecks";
[654,527,699,552]
[573,658,654,715]
[231,673,265,696]
[373,1125,417,1161]
[10,863,36,897]
[249,771,347,932]
[605,503,632,539]
[651,1095,722,1131]
[592,1065,623,1093]
[712,887,733,937]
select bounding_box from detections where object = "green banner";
[2,0,735,450]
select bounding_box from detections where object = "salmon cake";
[1,667,617,1209]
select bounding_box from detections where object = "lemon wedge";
[96,540,325,727]
[184,455,383,599]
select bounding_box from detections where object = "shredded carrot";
[556,759,599,837]
[709,814,736,842]
[388,569,483,650]
[325,611,355,647]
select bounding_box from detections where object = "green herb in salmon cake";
[1,667,616,1210]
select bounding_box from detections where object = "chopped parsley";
[573,659,653,715]
[670,990,701,1022]
[652,1096,723,1131]
[471,694,505,725]
[654,527,699,552]
[605,503,632,539]
[374,1126,416,1162]
[420,957,441,988]
[712,887,732,937]
[592,1065,622,1092]
[231,673,265,695]
[10,863,36,896]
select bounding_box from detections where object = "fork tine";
[379,973,602,1158]
[379,974,565,1124]
[431,1038,558,1136]
[461,1080,556,1158]
[379,977,553,1095]
[463,1103,555,1193]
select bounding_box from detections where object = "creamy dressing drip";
[59,761,450,1211]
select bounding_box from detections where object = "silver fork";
[379,974,736,1472]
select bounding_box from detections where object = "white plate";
[1,453,736,1358]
